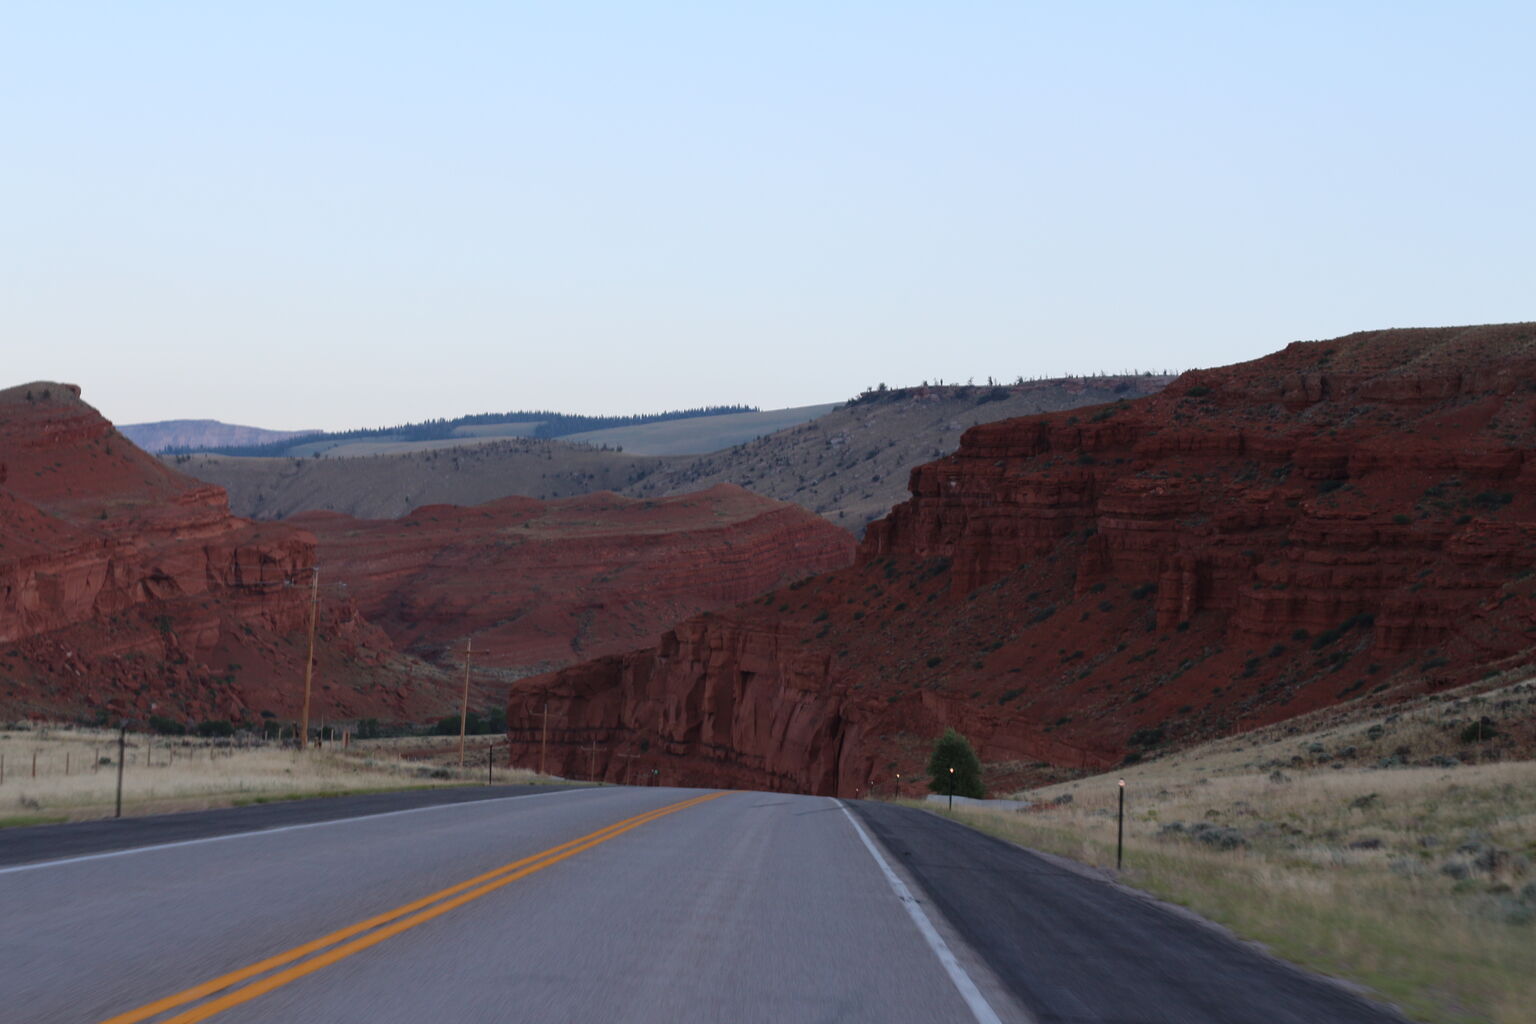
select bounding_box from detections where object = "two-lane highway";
[1,788,997,1023]
[0,787,1410,1023]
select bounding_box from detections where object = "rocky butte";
[506,324,1536,794]
[0,383,451,726]
[296,485,855,678]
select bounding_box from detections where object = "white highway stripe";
[0,787,592,875]
[837,800,1009,1024]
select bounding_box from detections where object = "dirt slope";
[503,324,1536,795]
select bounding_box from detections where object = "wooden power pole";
[538,702,551,776]
[300,568,319,751]
[457,637,473,767]
[579,741,600,782]
[617,752,641,786]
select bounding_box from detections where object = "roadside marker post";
[487,744,494,786]
[948,766,955,810]
[1117,779,1126,871]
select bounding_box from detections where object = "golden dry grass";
[0,726,551,822]
[923,684,1536,1024]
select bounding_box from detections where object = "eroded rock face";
[508,324,1536,794]
[298,485,856,676]
[0,383,451,725]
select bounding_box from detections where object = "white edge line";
[0,787,590,876]
[836,799,1005,1024]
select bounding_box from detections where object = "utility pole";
[579,741,600,783]
[300,568,319,751]
[538,702,551,776]
[457,637,473,767]
[617,752,641,785]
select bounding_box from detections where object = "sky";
[4,2,1533,431]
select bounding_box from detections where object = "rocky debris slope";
[0,384,453,726]
[299,485,855,679]
[506,324,1536,795]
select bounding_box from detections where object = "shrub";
[1459,719,1498,744]
[148,715,186,736]
[926,728,985,798]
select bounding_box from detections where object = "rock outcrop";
[298,485,856,677]
[508,325,1536,794]
[0,384,452,725]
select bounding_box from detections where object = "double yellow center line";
[102,792,723,1023]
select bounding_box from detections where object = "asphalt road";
[0,789,1409,1023]
[0,784,581,869]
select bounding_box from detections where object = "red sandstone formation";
[297,485,856,677]
[507,324,1536,794]
[0,383,452,725]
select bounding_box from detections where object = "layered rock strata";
[508,325,1536,794]
[0,384,449,724]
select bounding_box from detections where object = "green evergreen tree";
[926,728,984,798]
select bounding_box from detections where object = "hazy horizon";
[7,3,1532,431]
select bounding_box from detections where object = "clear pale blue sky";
[4,2,1532,430]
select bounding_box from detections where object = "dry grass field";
[0,726,551,824]
[922,678,1536,1024]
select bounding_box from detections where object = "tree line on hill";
[166,404,760,457]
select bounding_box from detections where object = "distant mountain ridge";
[119,419,316,453]
[162,404,761,458]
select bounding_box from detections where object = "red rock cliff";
[508,324,1536,794]
[0,383,452,725]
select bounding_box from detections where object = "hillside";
[0,384,455,727]
[176,440,667,521]
[632,377,1173,531]
[179,378,1173,529]
[502,324,1536,795]
[298,484,854,679]
[178,403,761,458]
[118,419,316,454]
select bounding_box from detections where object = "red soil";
[0,384,454,726]
[295,485,856,675]
[507,324,1536,795]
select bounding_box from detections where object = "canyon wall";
[508,325,1536,794]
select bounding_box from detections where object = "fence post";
[115,725,127,819]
